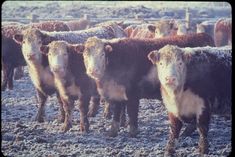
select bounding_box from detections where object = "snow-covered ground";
[1,68,231,156]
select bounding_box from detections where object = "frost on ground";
[1,68,231,157]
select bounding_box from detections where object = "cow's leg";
[56,93,65,123]
[35,89,47,123]
[197,108,210,155]
[164,112,182,156]
[120,104,127,127]
[107,101,122,137]
[87,96,100,117]
[1,64,8,91]
[6,64,14,90]
[126,97,139,138]
[103,99,112,119]
[61,98,74,132]
[79,95,90,133]
[14,66,24,80]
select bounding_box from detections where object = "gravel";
[1,67,231,156]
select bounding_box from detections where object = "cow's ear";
[13,34,23,45]
[148,50,159,64]
[148,25,156,33]
[40,45,49,55]
[69,44,85,54]
[105,44,113,53]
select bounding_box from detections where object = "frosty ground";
[1,68,231,157]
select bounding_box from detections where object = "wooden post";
[185,7,191,29]
[30,14,39,23]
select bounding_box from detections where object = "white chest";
[98,80,128,101]
[162,88,205,120]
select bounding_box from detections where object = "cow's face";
[47,41,70,77]
[83,37,111,81]
[148,45,188,92]
[40,41,84,78]
[13,28,50,64]
[154,20,174,38]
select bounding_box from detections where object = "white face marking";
[157,53,186,92]
[98,79,128,101]
[83,39,106,80]
[47,43,68,77]
[22,35,43,65]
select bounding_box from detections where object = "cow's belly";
[98,80,128,101]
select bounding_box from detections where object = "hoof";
[106,121,119,137]
[199,138,209,155]
[129,126,138,138]
[80,123,89,133]
[61,123,72,132]
[35,116,44,123]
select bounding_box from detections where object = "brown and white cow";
[40,41,99,132]
[148,45,231,156]
[214,18,231,47]
[74,33,214,137]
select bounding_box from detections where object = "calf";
[74,33,214,137]
[214,18,231,47]
[40,41,99,132]
[148,45,231,156]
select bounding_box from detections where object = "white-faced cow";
[148,45,231,156]
[40,41,100,132]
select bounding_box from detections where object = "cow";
[214,18,231,47]
[1,21,70,91]
[124,24,154,38]
[73,33,214,137]
[65,19,90,31]
[40,41,100,132]
[147,45,231,156]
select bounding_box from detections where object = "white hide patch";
[162,88,205,121]
[98,80,128,101]
[55,78,81,100]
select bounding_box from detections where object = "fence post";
[185,7,191,29]
[30,14,39,23]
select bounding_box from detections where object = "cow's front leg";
[61,98,74,132]
[164,112,182,156]
[126,97,139,138]
[79,95,90,133]
[197,108,210,155]
[87,96,100,117]
[56,93,65,123]
[107,101,123,137]
[35,89,47,123]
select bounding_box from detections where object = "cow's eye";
[101,53,105,57]
[22,40,25,44]
[159,62,163,66]
[179,62,183,65]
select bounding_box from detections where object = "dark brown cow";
[74,33,214,137]
[214,18,231,47]
[148,45,231,156]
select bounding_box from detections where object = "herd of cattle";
[1,17,231,156]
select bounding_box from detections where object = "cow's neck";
[27,61,54,94]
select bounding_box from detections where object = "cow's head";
[148,45,191,92]
[40,41,84,77]
[81,36,112,81]
[13,28,52,64]
[148,20,176,38]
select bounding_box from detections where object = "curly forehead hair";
[159,45,184,59]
